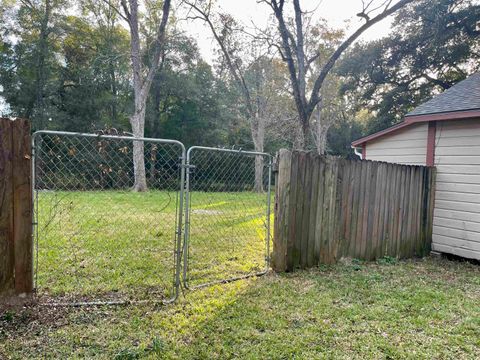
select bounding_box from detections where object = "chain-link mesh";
[33,132,184,304]
[184,147,272,288]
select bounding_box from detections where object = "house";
[351,73,480,260]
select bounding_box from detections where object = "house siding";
[365,123,428,166]
[363,118,480,260]
[432,118,480,260]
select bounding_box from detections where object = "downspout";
[352,143,366,160]
[353,146,363,159]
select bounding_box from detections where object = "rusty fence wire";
[33,131,185,305]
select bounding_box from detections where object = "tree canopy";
[0,0,478,156]
[337,0,480,134]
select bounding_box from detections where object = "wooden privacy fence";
[0,118,33,298]
[273,150,436,272]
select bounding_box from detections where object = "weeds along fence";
[273,150,436,271]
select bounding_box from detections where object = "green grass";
[1,257,479,359]
[35,190,270,300]
[3,191,478,358]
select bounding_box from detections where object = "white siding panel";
[433,226,480,244]
[432,243,480,259]
[363,119,480,260]
[434,165,480,174]
[435,191,480,203]
[432,119,480,260]
[434,208,480,224]
[433,235,480,252]
[436,146,480,156]
[432,136,480,147]
[433,217,480,233]
[436,182,480,194]
[365,123,427,166]
[368,147,427,156]
[435,119,480,138]
[435,199,480,213]
[436,174,480,184]
[366,139,427,150]
[436,156,480,165]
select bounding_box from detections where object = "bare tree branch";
[100,0,130,23]
[184,0,255,116]
[309,0,415,115]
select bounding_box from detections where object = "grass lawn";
[34,190,270,301]
[1,256,479,359]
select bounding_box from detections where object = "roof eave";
[404,108,480,122]
[351,109,480,147]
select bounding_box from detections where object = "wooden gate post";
[0,118,33,300]
[272,149,292,272]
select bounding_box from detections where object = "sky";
[179,0,395,63]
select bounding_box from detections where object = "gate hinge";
[181,164,196,169]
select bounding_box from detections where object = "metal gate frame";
[32,130,186,305]
[32,132,273,305]
[182,146,273,289]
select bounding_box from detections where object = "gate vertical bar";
[165,142,186,303]
[265,156,272,269]
[182,147,192,289]
[31,133,37,291]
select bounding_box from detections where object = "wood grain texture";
[0,118,33,298]
[12,119,33,293]
[0,119,14,295]
[273,151,435,270]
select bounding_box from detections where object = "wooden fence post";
[13,119,33,294]
[0,119,14,296]
[272,149,291,272]
[0,118,33,299]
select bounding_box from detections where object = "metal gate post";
[165,143,186,304]
[182,147,193,289]
[265,156,273,269]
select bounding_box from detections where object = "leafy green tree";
[338,0,480,134]
[0,0,68,129]
[145,35,232,147]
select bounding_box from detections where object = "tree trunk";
[296,120,309,150]
[109,59,118,124]
[130,111,147,192]
[27,0,51,130]
[315,125,329,155]
[313,101,329,155]
[252,115,265,193]
[122,0,170,192]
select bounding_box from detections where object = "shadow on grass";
[1,257,479,359]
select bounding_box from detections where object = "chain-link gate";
[32,131,185,305]
[183,146,272,288]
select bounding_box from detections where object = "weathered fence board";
[273,150,436,272]
[0,119,14,294]
[0,118,33,298]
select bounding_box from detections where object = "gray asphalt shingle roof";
[406,73,480,117]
